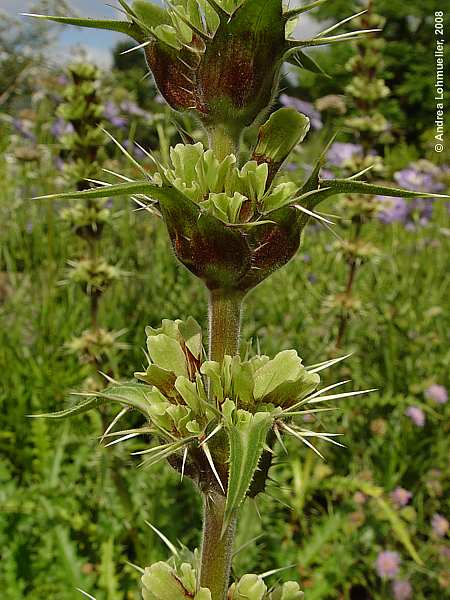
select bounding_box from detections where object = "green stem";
[207,124,241,162]
[208,289,244,362]
[199,289,244,599]
[200,492,238,600]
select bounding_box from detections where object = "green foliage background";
[0,1,449,599]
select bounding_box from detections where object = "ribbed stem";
[200,492,237,600]
[199,289,243,599]
[208,289,243,362]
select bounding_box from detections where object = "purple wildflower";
[405,406,425,427]
[120,100,149,118]
[279,94,323,130]
[432,514,449,537]
[123,140,146,160]
[392,580,412,600]
[320,168,334,180]
[326,142,362,167]
[390,487,412,508]
[377,196,409,224]
[307,273,317,284]
[51,118,74,138]
[13,119,36,142]
[375,551,401,579]
[425,384,448,405]
[394,166,443,194]
[103,102,128,129]
[439,546,450,561]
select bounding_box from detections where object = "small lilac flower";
[326,142,362,167]
[390,487,412,508]
[57,74,69,86]
[307,273,317,284]
[425,384,448,405]
[279,94,323,130]
[394,166,443,194]
[375,551,401,579]
[392,579,412,600]
[405,406,425,427]
[377,196,409,224]
[123,140,146,160]
[432,514,449,537]
[13,119,36,142]
[320,168,334,179]
[120,100,148,117]
[51,118,74,138]
[103,102,128,129]
[26,222,34,234]
[439,546,450,561]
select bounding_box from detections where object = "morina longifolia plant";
[56,63,125,388]
[28,1,448,598]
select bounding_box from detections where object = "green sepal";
[252,108,310,186]
[147,334,189,378]
[224,405,273,533]
[135,365,178,399]
[132,1,171,28]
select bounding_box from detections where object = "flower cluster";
[141,561,304,599]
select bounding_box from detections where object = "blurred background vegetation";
[0,1,449,599]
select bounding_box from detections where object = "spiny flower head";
[27,1,381,134]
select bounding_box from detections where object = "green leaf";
[147,334,188,378]
[224,409,273,532]
[133,1,171,28]
[374,497,423,565]
[22,14,144,41]
[253,350,303,400]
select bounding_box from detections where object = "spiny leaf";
[139,439,192,470]
[283,0,330,20]
[30,382,153,420]
[29,396,108,419]
[318,178,450,203]
[224,410,273,533]
[374,497,423,565]
[286,49,329,77]
[33,181,161,202]
[22,14,144,41]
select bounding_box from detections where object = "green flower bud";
[269,581,304,600]
[228,574,267,599]
[141,561,211,600]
